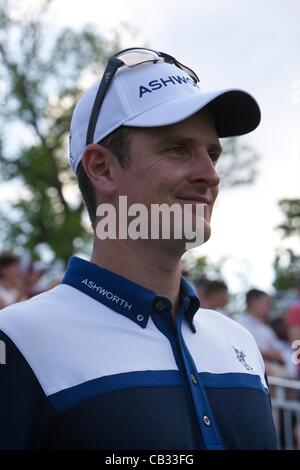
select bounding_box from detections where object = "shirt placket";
[151,297,224,450]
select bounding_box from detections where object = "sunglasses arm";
[86,57,123,146]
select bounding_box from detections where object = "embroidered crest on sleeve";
[232,346,253,371]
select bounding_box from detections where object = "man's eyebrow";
[155,136,222,153]
[154,136,192,147]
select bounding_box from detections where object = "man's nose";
[188,152,220,187]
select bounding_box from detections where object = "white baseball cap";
[69,56,260,173]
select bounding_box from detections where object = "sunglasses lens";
[174,61,199,83]
[182,66,199,83]
[117,49,161,67]
[116,48,199,83]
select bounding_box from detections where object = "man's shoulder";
[192,307,266,381]
[0,283,91,348]
[0,284,71,326]
[0,283,100,400]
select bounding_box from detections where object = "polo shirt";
[0,256,277,450]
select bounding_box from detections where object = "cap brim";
[124,89,261,137]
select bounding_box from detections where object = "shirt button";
[203,415,211,426]
[154,299,166,312]
[191,374,197,385]
[137,314,144,322]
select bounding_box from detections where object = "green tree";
[0,0,260,265]
[273,198,300,290]
[182,252,224,283]
[218,137,260,188]
[0,0,124,263]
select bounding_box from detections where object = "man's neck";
[91,238,183,316]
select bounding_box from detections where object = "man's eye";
[166,146,187,155]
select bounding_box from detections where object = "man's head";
[246,289,272,321]
[201,280,229,310]
[194,274,209,299]
[70,47,261,251]
[80,109,220,250]
[197,279,229,310]
[76,126,132,227]
[0,253,21,282]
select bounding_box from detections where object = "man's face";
[253,295,272,321]
[113,109,221,251]
[213,289,229,309]
[1,262,21,283]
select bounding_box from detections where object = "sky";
[1,0,300,293]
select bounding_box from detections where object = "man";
[0,253,24,310]
[286,302,300,343]
[284,281,300,378]
[193,274,209,299]
[238,289,293,376]
[199,280,229,315]
[286,301,300,383]
[0,48,276,449]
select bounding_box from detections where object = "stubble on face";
[112,110,221,253]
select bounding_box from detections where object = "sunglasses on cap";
[86,47,199,146]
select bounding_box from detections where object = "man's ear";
[82,144,117,197]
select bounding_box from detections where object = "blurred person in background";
[270,316,297,379]
[285,302,300,378]
[22,262,47,299]
[193,274,209,301]
[290,280,300,305]
[239,289,295,377]
[286,302,300,345]
[200,280,229,316]
[0,253,26,310]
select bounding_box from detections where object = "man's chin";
[203,219,212,241]
[182,217,211,250]
[165,221,211,253]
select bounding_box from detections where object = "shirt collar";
[62,256,199,331]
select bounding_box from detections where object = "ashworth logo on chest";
[81,279,132,310]
[139,74,198,98]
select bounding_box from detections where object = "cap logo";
[139,74,198,98]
